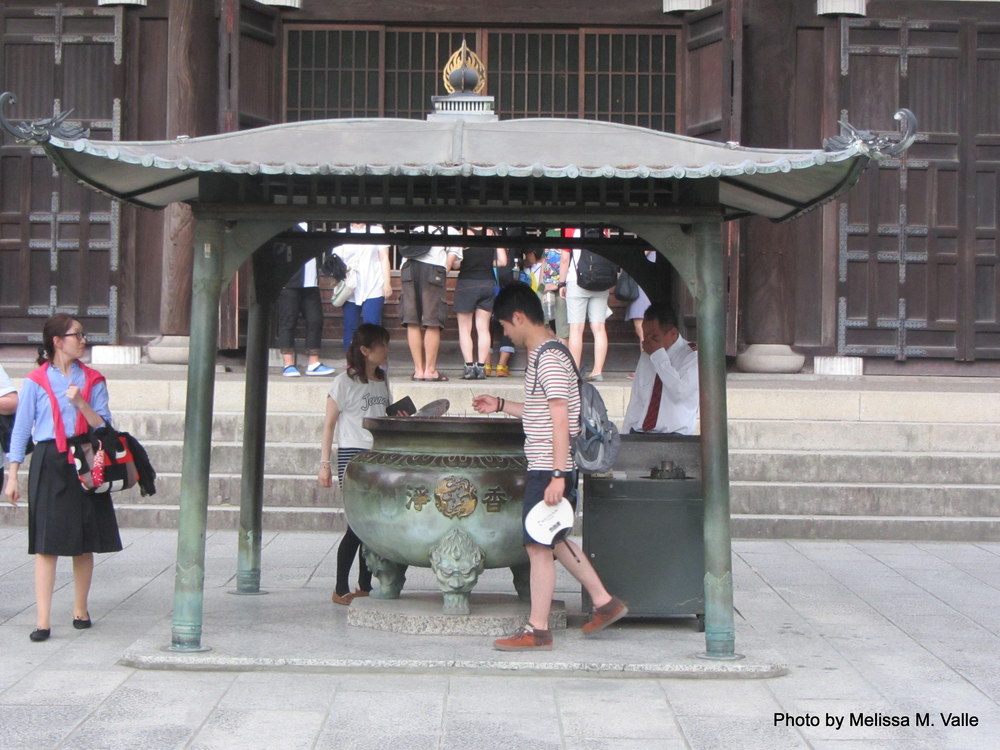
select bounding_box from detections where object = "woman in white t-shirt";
[317,324,393,605]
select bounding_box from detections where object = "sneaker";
[474,364,487,380]
[484,364,494,376]
[494,624,553,651]
[282,365,301,378]
[461,364,478,380]
[584,373,604,382]
[495,364,510,378]
[306,363,335,376]
[582,596,628,635]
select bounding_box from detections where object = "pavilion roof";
[26,116,910,221]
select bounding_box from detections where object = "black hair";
[642,302,678,331]
[38,313,79,365]
[493,281,545,325]
[346,323,390,384]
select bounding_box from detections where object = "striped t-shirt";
[523,341,581,471]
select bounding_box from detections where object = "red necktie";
[642,375,662,432]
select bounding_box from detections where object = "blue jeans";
[342,296,385,350]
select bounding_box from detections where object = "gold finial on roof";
[443,40,486,95]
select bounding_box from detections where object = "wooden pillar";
[170,218,224,651]
[160,0,218,336]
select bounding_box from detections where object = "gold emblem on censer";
[434,476,478,519]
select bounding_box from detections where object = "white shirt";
[334,227,389,305]
[407,225,462,268]
[302,258,318,288]
[327,372,391,449]
[622,334,699,435]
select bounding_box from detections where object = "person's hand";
[471,395,497,414]
[641,335,661,357]
[559,285,567,299]
[317,464,333,488]
[383,282,394,302]
[4,474,19,506]
[66,384,84,408]
[544,477,565,506]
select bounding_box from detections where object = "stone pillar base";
[813,356,863,376]
[90,346,142,366]
[146,335,191,364]
[735,344,805,374]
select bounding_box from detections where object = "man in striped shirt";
[474,282,627,651]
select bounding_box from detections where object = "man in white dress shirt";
[621,302,699,435]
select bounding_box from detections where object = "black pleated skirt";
[28,440,123,556]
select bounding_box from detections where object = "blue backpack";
[531,341,621,474]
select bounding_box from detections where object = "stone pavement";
[1,526,998,749]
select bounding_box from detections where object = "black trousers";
[275,287,323,352]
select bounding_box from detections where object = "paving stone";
[188,708,327,750]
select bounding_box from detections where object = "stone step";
[113,412,1000,453]
[133,438,1000,485]
[727,420,1000,453]
[136,442,324,477]
[727,450,1000,485]
[730,482,1000,517]
[113,473,336,509]
[731,514,1000,542]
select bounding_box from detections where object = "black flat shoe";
[73,616,92,630]
[29,628,50,642]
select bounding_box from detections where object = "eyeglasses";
[61,332,87,340]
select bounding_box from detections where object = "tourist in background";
[332,223,393,354]
[454,230,507,379]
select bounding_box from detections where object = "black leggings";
[336,526,372,597]
[336,446,372,596]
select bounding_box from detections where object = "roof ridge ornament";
[824,108,917,159]
[0,92,89,145]
[443,40,486,95]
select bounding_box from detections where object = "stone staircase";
[2,365,998,541]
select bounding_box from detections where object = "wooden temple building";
[1,0,998,374]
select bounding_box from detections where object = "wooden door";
[838,17,1000,361]
[682,0,742,352]
[0,4,123,344]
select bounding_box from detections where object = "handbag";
[614,271,640,302]
[69,428,138,494]
[330,267,357,307]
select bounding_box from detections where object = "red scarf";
[26,361,106,462]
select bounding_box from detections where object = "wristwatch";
[551,470,566,479]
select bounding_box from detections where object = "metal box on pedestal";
[582,434,705,623]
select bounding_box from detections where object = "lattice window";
[284,26,679,130]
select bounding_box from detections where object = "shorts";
[400,260,447,328]
[453,279,496,314]
[566,288,610,325]
[521,469,578,547]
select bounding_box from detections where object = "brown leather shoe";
[352,589,370,599]
[331,591,355,606]
[494,624,553,651]
[582,596,628,635]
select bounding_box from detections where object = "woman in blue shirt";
[4,314,122,642]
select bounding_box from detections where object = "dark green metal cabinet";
[583,476,705,620]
